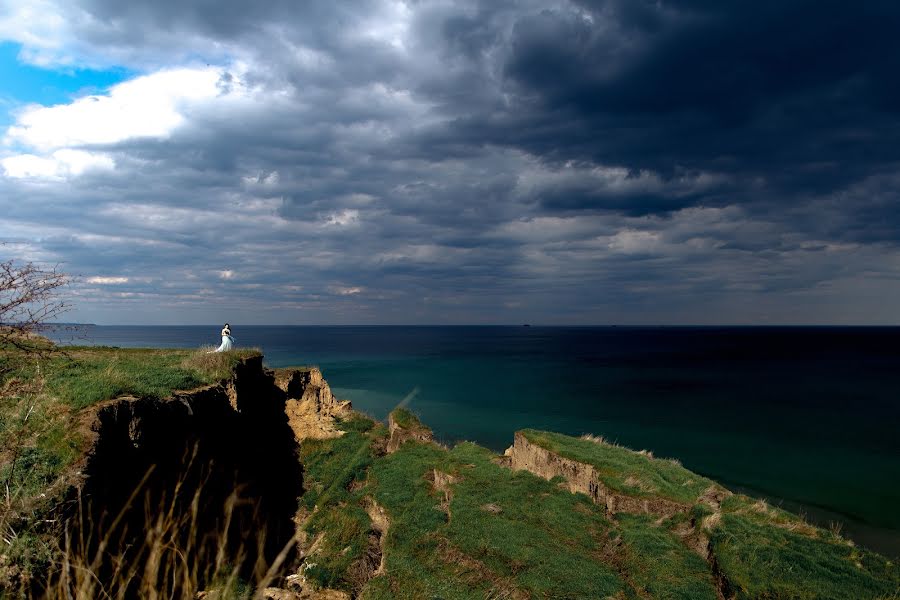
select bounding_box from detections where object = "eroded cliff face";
[67,357,351,598]
[508,431,687,518]
[277,368,353,441]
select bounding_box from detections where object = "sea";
[47,325,900,557]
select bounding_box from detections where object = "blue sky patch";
[0,42,133,128]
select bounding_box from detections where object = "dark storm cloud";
[2,0,900,323]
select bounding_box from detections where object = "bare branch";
[0,255,71,353]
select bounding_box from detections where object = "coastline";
[38,325,900,559]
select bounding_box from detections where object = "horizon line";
[45,322,900,328]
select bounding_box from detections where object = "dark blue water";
[50,325,900,556]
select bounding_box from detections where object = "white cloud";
[5,67,225,151]
[0,0,74,65]
[0,0,231,68]
[86,276,129,284]
[1,149,114,178]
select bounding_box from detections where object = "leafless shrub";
[0,256,70,356]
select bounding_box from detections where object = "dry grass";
[623,475,658,494]
[41,451,296,600]
[750,499,773,516]
[181,347,262,382]
[829,520,844,537]
[579,433,612,446]
[701,512,722,531]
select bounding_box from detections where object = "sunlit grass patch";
[181,347,262,382]
[4,346,262,410]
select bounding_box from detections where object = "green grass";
[40,346,259,409]
[299,417,378,510]
[443,442,627,599]
[616,514,718,600]
[520,429,715,504]
[361,439,628,599]
[389,407,428,432]
[4,347,898,599]
[710,495,899,600]
[712,511,898,600]
[518,429,899,598]
[297,416,382,592]
[297,416,630,598]
[297,421,900,599]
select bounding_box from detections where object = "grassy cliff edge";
[1,346,897,599]
[298,411,898,600]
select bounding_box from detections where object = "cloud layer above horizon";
[2,0,900,324]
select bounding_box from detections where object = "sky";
[1,0,899,325]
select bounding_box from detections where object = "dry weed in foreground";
[42,450,297,600]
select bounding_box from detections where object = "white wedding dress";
[213,328,235,352]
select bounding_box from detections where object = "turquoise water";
[53,325,900,556]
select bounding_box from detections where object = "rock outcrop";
[508,431,686,518]
[277,367,353,442]
[363,499,389,577]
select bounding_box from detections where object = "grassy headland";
[0,343,260,588]
[0,344,897,599]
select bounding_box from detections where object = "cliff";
[276,366,353,441]
[1,349,897,599]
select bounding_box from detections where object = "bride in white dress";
[212,323,235,352]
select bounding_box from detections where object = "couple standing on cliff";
[210,323,235,353]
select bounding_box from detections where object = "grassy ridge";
[441,442,627,598]
[520,428,714,504]
[521,427,899,600]
[33,346,259,408]
[296,413,898,599]
[301,414,723,599]
[298,417,627,598]
[0,345,261,587]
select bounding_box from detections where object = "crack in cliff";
[58,357,305,597]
